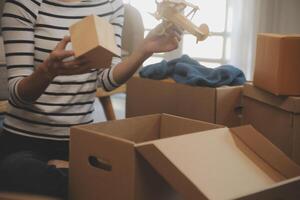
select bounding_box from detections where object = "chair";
[97,4,144,121]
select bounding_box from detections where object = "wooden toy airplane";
[152,0,209,43]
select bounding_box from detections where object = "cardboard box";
[138,125,300,200]
[0,193,60,200]
[70,114,300,199]
[69,114,222,200]
[69,15,120,69]
[126,76,243,127]
[242,83,300,163]
[253,34,300,95]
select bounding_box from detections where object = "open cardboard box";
[138,125,300,199]
[126,76,243,127]
[242,83,300,164]
[69,114,222,200]
[70,114,300,199]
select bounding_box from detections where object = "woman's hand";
[40,36,91,80]
[111,23,183,85]
[141,23,183,56]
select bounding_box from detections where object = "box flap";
[77,114,162,143]
[137,127,293,200]
[160,114,223,139]
[236,177,300,199]
[243,83,300,113]
[231,125,300,179]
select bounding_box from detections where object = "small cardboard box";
[242,83,300,164]
[69,15,120,69]
[69,114,222,200]
[253,34,300,96]
[70,114,300,200]
[126,76,243,127]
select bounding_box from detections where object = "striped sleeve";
[1,0,41,106]
[97,0,124,91]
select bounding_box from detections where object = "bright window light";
[125,0,230,68]
[183,35,224,59]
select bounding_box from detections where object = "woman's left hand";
[141,23,183,56]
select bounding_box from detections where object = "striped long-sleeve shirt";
[1,0,124,140]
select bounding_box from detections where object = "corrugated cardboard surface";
[69,114,221,200]
[126,76,242,127]
[279,36,300,94]
[69,127,137,200]
[173,83,216,123]
[243,83,300,162]
[137,126,300,200]
[242,96,294,156]
[253,34,300,95]
[216,86,243,127]
[243,83,300,113]
[293,115,300,164]
[126,78,181,120]
[253,34,281,94]
[69,15,118,69]
[235,177,300,200]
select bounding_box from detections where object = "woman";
[0,0,181,198]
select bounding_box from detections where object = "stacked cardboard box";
[253,34,300,96]
[70,114,300,200]
[243,83,300,162]
[242,34,300,164]
[126,76,243,127]
[68,33,300,199]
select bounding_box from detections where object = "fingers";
[50,50,75,61]
[57,57,92,75]
[55,36,71,51]
[60,64,92,75]
[166,24,183,35]
[62,58,89,69]
[166,25,183,42]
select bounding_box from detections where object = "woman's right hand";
[40,36,91,80]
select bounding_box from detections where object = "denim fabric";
[0,131,69,199]
[0,114,4,133]
[140,55,246,87]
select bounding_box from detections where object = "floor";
[93,93,126,123]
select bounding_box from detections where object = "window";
[124,0,230,68]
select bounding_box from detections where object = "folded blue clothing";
[139,55,246,87]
